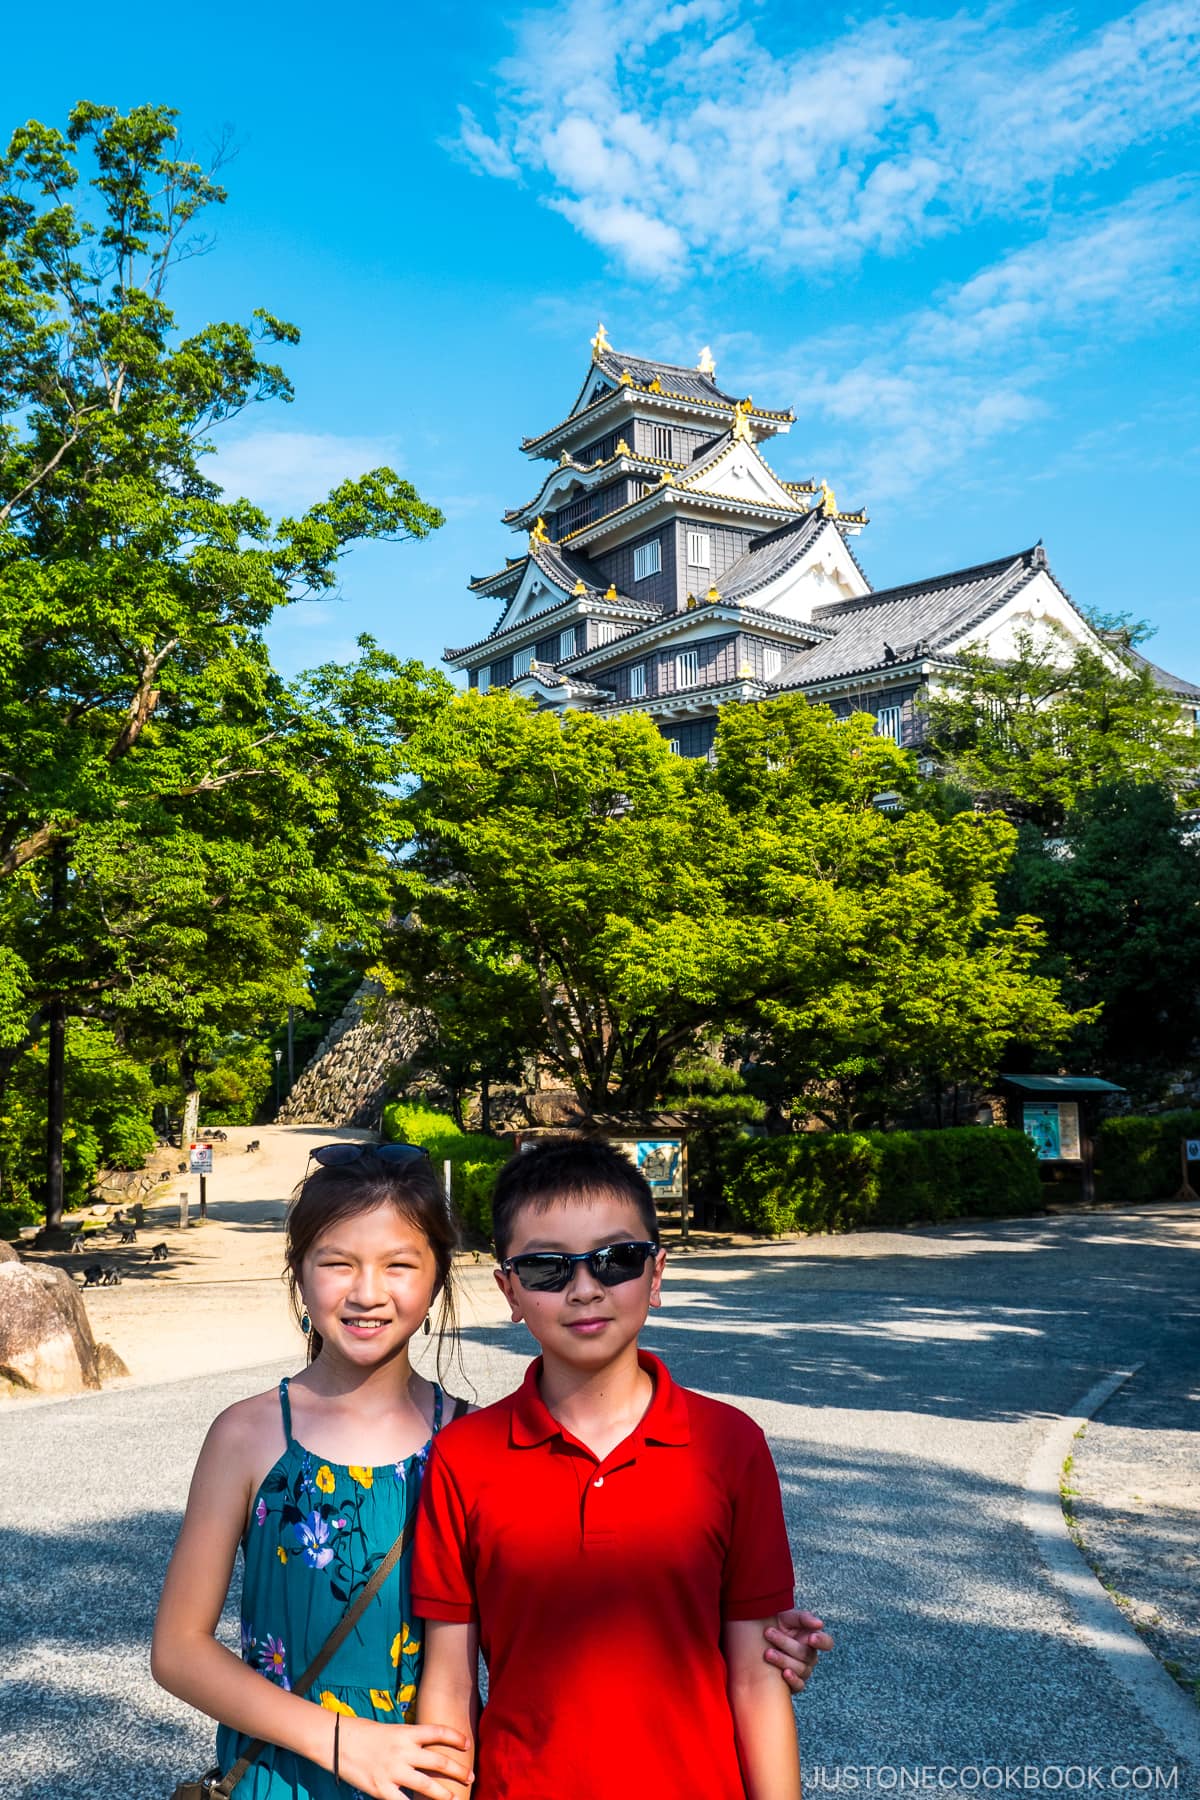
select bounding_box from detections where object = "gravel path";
[2,1202,1198,1799]
[1068,1326,1200,1708]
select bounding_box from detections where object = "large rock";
[0,1256,104,1396]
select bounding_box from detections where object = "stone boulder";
[0,1250,108,1396]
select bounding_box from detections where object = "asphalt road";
[2,1204,1198,1799]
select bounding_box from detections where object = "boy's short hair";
[491,1136,659,1261]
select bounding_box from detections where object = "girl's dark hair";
[285,1150,462,1384]
[491,1136,659,1261]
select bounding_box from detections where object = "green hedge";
[1095,1110,1200,1205]
[725,1127,1042,1236]
[382,1102,508,1240]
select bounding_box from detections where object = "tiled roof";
[529,538,613,595]
[1126,649,1200,702]
[717,512,830,601]
[594,349,739,407]
[775,545,1048,688]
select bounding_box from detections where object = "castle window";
[876,704,903,743]
[666,737,682,755]
[633,539,662,581]
[477,666,491,694]
[514,647,534,677]
[593,621,619,646]
[763,646,782,677]
[629,662,647,699]
[559,628,577,661]
[651,425,672,460]
[687,531,711,568]
[676,649,700,688]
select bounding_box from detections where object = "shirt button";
[594,1475,605,1488]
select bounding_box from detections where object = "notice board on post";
[1022,1101,1082,1162]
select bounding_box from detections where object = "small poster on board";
[189,1142,213,1175]
[613,1138,684,1199]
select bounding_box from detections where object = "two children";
[153,1138,816,1799]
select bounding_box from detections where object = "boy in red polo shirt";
[411,1137,803,1800]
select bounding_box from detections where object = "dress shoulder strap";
[431,1383,444,1436]
[278,1377,295,1448]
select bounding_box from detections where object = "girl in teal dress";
[153,1146,474,1800]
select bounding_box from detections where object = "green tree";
[922,625,1198,831]
[0,104,443,1223]
[1001,783,1200,1102]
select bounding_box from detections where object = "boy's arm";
[413,1621,479,1800]
[723,1617,802,1800]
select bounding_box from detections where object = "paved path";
[2,1203,1198,1798]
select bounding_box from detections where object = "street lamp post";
[274,1045,283,1113]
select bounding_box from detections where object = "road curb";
[1023,1366,1200,1766]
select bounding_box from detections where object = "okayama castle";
[445,326,1200,758]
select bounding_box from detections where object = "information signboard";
[1186,1139,1200,1164]
[189,1142,213,1176]
[1023,1101,1081,1162]
[613,1137,684,1199]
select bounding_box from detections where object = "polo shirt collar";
[510,1348,690,1449]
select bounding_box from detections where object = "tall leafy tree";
[0,104,443,1224]
[922,624,1198,831]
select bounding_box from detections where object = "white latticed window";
[629,662,647,699]
[633,539,662,581]
[666,737,682,755]
[763,646,782,677]
[687,531,711,567]
[514,647,534,677]
[676,649,700,688]
[593,621,619,646]
[875,704,903,743]
[477,666,490,693]
[559,629,576,661]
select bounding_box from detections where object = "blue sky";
[4,0,1199,680]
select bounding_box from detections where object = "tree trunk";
[44,998,67,1230]
[480,1073,491,1135]
[182,1086,201,1147]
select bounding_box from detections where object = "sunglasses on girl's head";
[501,1241,659,1293]
[310,1142,430,1169]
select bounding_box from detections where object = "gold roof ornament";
[647,375,663,394]
[706,585,721,604]
[572,579,587,596]
[696,345,716,378]
[615,437,631,456]
[529,658,539,673]
[686,593,697,610]
[559,450,572,466]
[659,467,673,483]
[739,660,753,679]
[619,368,633,386]
[818,479,837,517]
[605,583,618,600]
[731,396,754,441]
[529,515,550,547]
[590,321,611,360]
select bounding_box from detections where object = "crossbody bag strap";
[213,1512,416,1797]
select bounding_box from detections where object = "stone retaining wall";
[276,982,428,1127]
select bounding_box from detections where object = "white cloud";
[209,430,403,514]
[457,0,1200,277]
[776,183,1200,503]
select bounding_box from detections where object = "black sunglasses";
[501,1240,659,1293]
[310,1142,430,1169]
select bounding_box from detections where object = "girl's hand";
[333,1715,473,1800]
[763,1607,834,1693]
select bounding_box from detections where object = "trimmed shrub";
[382,1101,508,1240]
[725,1127,1041,1236]
[1096,1111,1200,1205]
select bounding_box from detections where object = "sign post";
[189,1142,214,1221]
[1176,1138,1200,1203]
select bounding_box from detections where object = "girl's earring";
[423,1314,431,1337]
[301,1310,312,1336]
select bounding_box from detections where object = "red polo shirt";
[411,1349,795,1800]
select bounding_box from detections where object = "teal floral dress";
[215,1377,445,1798]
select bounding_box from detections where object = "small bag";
[169,1511,416,1799]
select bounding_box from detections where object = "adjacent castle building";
[445,327,1199,754]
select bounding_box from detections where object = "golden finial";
[529,516,549,547]
[706,585,721,604]
[619,368,633,386]
[696,345,716,378]
[659,467,672,483]
[605,582,618,600]
[818,479,837,517]
[738,660,753,679]
[686,593,697,610]
[559,450,571,466]
[731,397,754,441]
[590,321,611,360]
[529,658,539,673]
[572,579,587,596]
[615,437,630,456]
[647,375,663,394]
